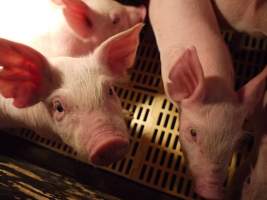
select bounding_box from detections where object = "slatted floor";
[4,3,267,199]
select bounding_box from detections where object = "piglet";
[0,23,144,166]
[213,0,267,36]
[240,133,267,200]
[0,0,146,57]
[149,0,267,199]
[227,92,267,200]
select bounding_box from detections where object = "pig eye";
[190,129,197,138]
[53,100,64,113]
[50,97,66,121]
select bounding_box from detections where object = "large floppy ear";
[237,66,267,116]
[167,47,205,104]
[52,0,96,39]
[0,38,52,108]
[94,23,144,77]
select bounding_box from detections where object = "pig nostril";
[88,136,129,166]
[138,5,147,21]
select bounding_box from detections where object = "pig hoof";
[88,136,129,166]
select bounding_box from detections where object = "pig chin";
[193,173,225,200]
[188,159,226,199]
[195,180,225,200]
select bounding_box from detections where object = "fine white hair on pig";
[180,102,245,170]
[0,0,146,57]
[149,0,267,199]
[53,57,106,108]
[0,23,144,165]
[203,104,244,162]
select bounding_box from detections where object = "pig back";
[149,0,235,88]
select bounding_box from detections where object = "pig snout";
[87,131,129,166]
[127,5,147,24]
[80,110,130,166]
[191,165,226,199]
[138,5,147,22]
[194,176,225,200]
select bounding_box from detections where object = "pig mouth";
[194,179,225,200]
[86,130,129,166]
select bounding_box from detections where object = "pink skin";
[0,38,51,108]
[149,0,267,199]
[240,135,267,200]
[227,93,267,200]
[230,134,267,200]
[0,0,146,57]
[0,23,144,166]
[78,96,129,165]
[213,0,267,36]
[88,134,129,166]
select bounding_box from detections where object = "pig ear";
[95,23,144,77]
[167,47,205,104]
[55,0,95,39]
[0,38,52,108]
[237,66,267,116]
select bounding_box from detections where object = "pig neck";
[0,98,53,133]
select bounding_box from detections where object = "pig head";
[167,47,267,199]
[0,0,146,57]
[0,23,143,166]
